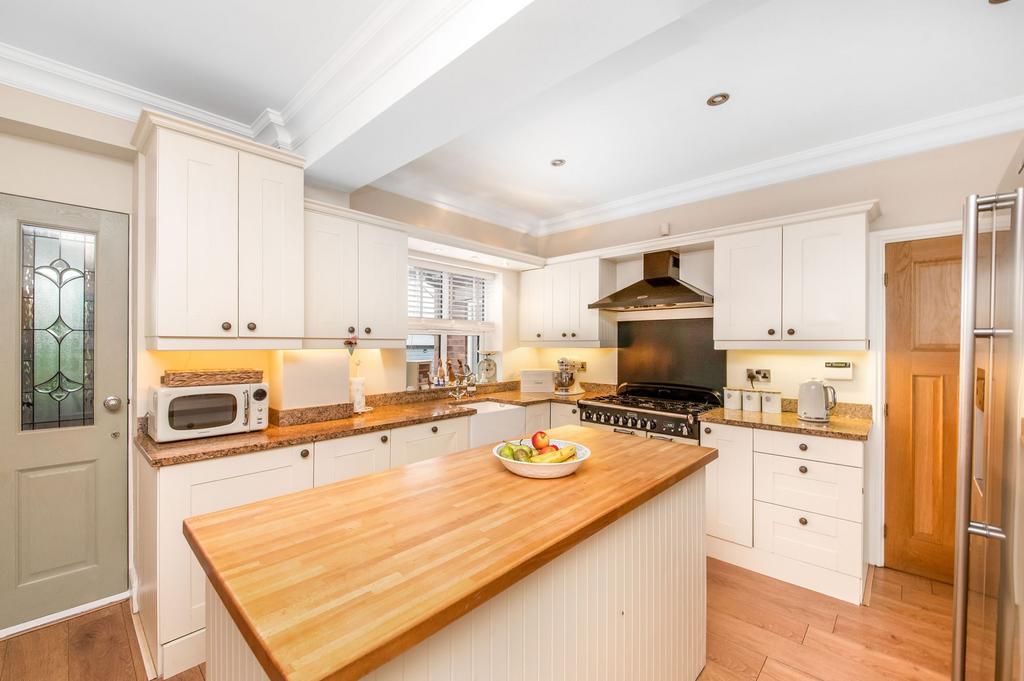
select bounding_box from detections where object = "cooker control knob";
[648,420,657,431]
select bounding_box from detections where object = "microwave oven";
[148,382,269,443]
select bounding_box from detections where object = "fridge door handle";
[966,521,1007,541]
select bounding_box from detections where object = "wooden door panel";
[885,236,961,583]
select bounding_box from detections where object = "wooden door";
[701,422,753,547]
[782,215,867,341]
[885,235,962,582]
[713,227,782,341]
[0,194,129,629]
[390,418,468,467]
[237,151,304,338]
[152,128,239,338]
[519,268,545,341]
[313,433,390,486]
[158,446,313,643]
[357,223,408,340]
[304,210,358,339]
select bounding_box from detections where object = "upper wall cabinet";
[303,202,408,349]
[519,258,616,347]
[134,110,305,350]
[713,212,869,350]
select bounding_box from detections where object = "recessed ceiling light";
[706,92,730,106]
[550,158,567,167]
[989,0,1009,4]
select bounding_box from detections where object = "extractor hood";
[588,250,712,311]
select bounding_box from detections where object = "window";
[406,259,494,388]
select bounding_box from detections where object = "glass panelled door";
[0,193,129,630]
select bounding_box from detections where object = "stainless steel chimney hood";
[588,250,712,311]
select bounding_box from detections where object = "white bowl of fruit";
[492,431,591,479]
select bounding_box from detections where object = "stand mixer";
[553,357,585,396]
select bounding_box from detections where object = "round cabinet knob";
[300,449,310,458]
[799,443,808,451]
[247,322,257,331]
[348,326,356,334]
[787,328,796,336]
[221,321,232,331]
[704,426,711,434]
[381,435,389,443]
[562,332,568,338]
[571,408,577,414]
[364,327,372,335]
[799,517,808,526]
[571,332,577,338]
[767,328,776,336]
[799,465,808,474]
[536,333,541,338]
[431,425,439,433]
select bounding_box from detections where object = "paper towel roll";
[351,376,366,413]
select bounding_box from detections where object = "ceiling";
[375,0,1024,234]
[0,0,383,122]
[0,0,1022,238]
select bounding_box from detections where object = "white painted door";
[304,211,359,339]
[357,223,408,340]
[550,402,581,428]
[713,227,782,341]
[390,418,469,467]
[545,263,573,340]
[237,152,304,338]
[571,259,601,341]
[781,215,867,341]
[159,445,313,643]
[313,432,390,486]
[701,422,753,547]
[519,269,546,341]
[151,128,239,338]
[0,194,129,629]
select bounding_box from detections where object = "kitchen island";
[184,425,716,681]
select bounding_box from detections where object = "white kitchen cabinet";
[134,444,314,677]
[713,227,782,343]
[700,422,754,547]
[550,402,581,428]
[524,402,551,434]
[357,222,408,341]
[781,214,867,342]
[519,258,615,347]
[314,432,391,486]
[237,151,304,339]
[303,203,409,349]
[519,268,547,341]
[134,110,305,349]
[390,417,469,467]
[753,501,863,578]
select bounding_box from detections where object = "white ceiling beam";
[301,0,713,191]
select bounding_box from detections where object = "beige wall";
[351,185,539,254]
[538,131,1024,257]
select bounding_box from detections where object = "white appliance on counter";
[148,383,269,443]
[520,369,556,393]
[554,357,585,396]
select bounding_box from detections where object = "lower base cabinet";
[135,416,469,678]
[549,402,580,428]
[698,418,867,604]
[524,402,551,434]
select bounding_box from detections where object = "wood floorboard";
[2,562,954,681]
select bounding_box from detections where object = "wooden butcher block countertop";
[183,425,717,681]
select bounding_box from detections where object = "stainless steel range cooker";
[578,382,722,445]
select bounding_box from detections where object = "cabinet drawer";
[754,452,862,521]
[314,432,390,487]
[390,417,469,467]
[754,501,862,577]
[753,429,863,467]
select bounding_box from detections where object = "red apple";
[531,431,550,449]
[538,445,558,456]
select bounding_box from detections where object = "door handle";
[103,395,123,412]
[613,428,637,436]
[967,521,1007,540]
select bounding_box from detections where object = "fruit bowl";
[492,439,591,479]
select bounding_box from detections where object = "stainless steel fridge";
[952,139,1024,679]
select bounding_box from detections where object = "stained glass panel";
[21,225,96,430]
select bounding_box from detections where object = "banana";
[529,445,577,464]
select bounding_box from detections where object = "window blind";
[408,263,489,322]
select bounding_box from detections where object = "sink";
[468,401,526,448]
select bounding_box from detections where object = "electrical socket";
[746,368,771,383]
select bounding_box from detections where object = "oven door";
[152,385,248,442]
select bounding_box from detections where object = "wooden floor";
[1,560,952,681]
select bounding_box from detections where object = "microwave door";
[954,188,1024,681]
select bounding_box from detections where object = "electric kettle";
[797,378,837,423]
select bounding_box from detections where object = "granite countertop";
[136,391,610,467]
[700,407,872,441]
[183,425,716,681]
